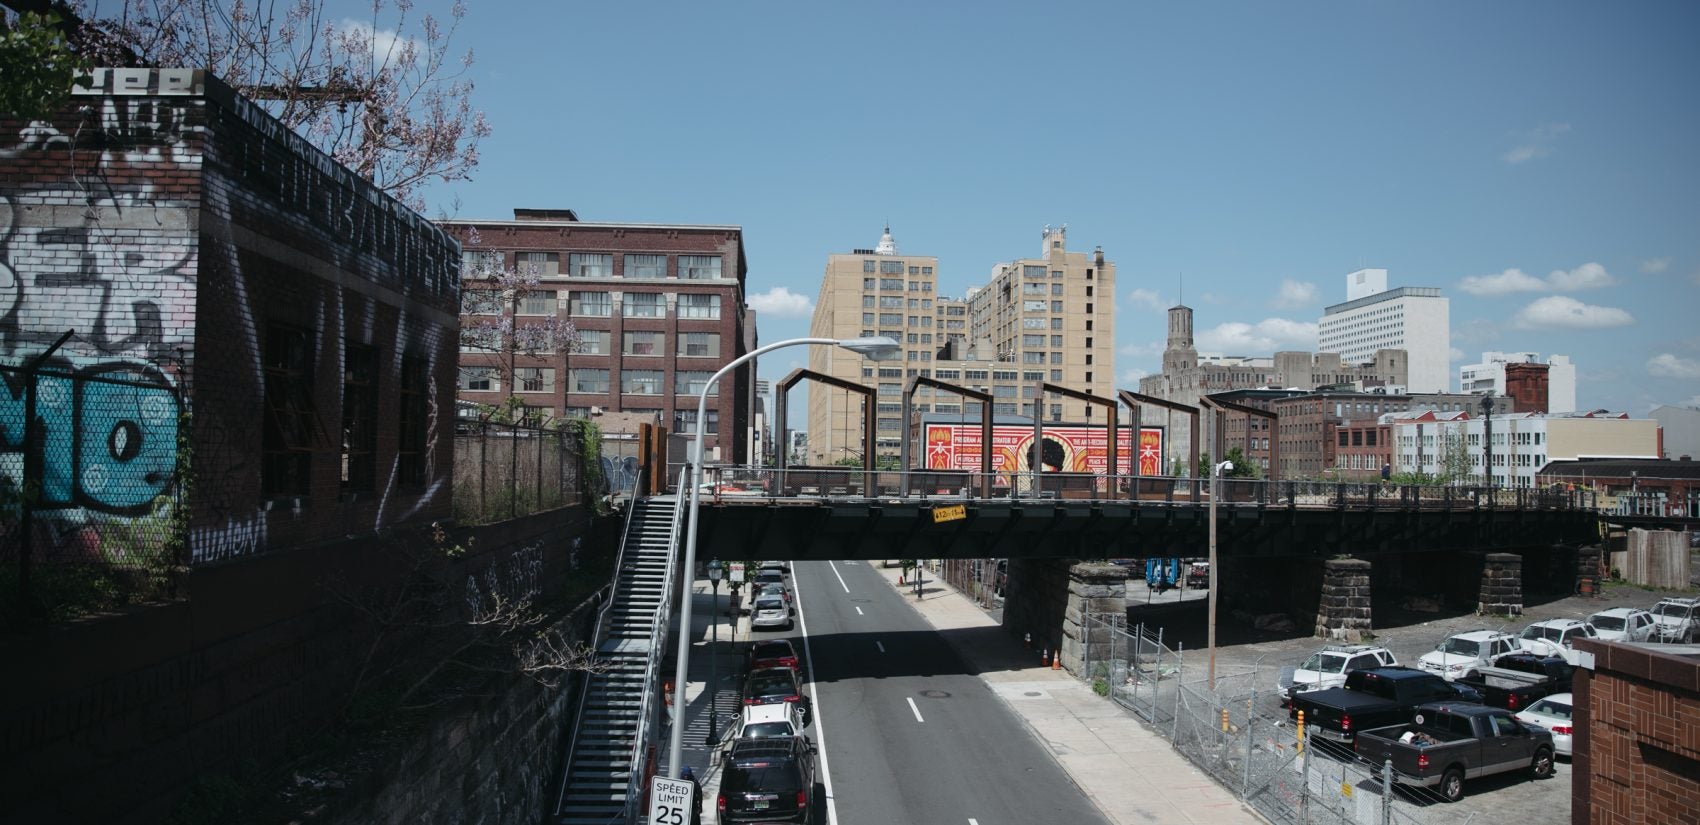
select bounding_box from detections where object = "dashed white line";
[907,696,925,722]
[969,819,981,825]
[855,605,864,615]
[827,560,851,593]
[876,641,885,653]
[793,567,839,825]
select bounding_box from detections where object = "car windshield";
[749,675,796,696]
[755,598,784,611]
[1527,699,1573,720]
[1592,615,1626,630]
[757,573,784,584]
[1653,603,1693,620]
[1522,626,1562,642]
[723,764,802,793]
[1439,638,1482,656]
[753,642,791,657]
[1300,653,1349,673]
[742,722,793,738]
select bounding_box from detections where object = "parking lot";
[1118,551,1699,825]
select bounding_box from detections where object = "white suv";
[1518,619,1599,662]
[1278,644,1398,703]
[1589,607,1658,642]
[1417,630,1520,681]
[1650,598,1700,644]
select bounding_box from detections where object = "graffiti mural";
[600,454,639,496]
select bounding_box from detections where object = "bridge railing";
[691,466,1594,512]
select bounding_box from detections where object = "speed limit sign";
[649,776,694,825]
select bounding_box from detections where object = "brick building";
[0,67,460,562]
[1266,391,1509,479]
[1570,638,1700,825]
[439,211,753,462]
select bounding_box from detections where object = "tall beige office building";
[806,225,1116,463]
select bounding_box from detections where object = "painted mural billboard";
[921,421,1165,480]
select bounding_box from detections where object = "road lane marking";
[855,606,864,615]
[907,696,925,722]
[793,566,840,825]
[970,820,980,825]
[876,641,885,653]
[828,560,851,593]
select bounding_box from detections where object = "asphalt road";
[784,559,1111,825]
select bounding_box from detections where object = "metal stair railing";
[617,465,692,823]
[553,464,647,821]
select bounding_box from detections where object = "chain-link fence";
[453,419,588,524]
[0,362,187,626]
[1081,614,1494,825]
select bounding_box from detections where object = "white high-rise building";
[1318,268,1450,393]
[1459,352,1577,414]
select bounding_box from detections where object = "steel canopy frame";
[1116,390,1201,479]
[900,376,994,497]
[774,368,875,495]
[1031,384,1120,490]
[1201,394,1280,478]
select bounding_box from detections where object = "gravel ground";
[1117,550,1699,825]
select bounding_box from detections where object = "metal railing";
[617,465,690,823]
[553,463,646,821]
[692,466,1595,513]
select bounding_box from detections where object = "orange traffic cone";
[1040,648,1050,667]
[1052,652,1062,671]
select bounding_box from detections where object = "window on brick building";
[568,253,612,277]
[863,260,876,273]
[459,366,498,392]
[262,324,325,498]
[624,254,666,278]
[461,249,503,275]
[575,329,609,354]
[679,293,720,319]
[879,260,904,275]
[622,370,663,395]
[516,251,559,277]
[623,292,662,318]
[518,291,557,315]
[673,408,718,435]
[623,330,664,356]
[570,368,609,394]
[341,342,378,494]
[678,332,720,358]
[462,288,502,315]
[517,368,555,393]
[675,371,717,396]
[679,255,722,280]
[569,291,611,317]
[397,355,426,487]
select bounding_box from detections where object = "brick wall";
[1571,638,1700,825]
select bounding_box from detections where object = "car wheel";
[1531,747,1555,779]
[1440,767,1465,802]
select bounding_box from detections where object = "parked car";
[1354,702,1555,802]
[1455,653,1573,711]
[1513,692,1575,757]
[1278,644,1399,705]
[1417,630,1522,681]
[1589,607,1658,642]
[729,702,808,741]
[1517,618,1598,662]
[752,570,789,602]
[1650,597,1700,644]
[754,581,793,606]
[759,561,791,577]
[718,735,818,823]
[1289,667,1481,746]
[751,596,792,631]
[742,667,811,717]
[746,639,801,672]
[1185,561,1210,589]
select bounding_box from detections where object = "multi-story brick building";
[1264,391,1511,479]
[438,211,754,463]
[1570,638,1700,825]
[0,67,461,562]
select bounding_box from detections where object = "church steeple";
[875,224,897,255]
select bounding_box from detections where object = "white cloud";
[1547,262,1616,291]
[1126,288,1166,311]
[1457,262,1616,295]
[340,19,418,64]
[1272,279,1318,309]
[1118,341,1165,359]
[1646,353,1700,379]
[1458,268,1547,296]
[1118,367,1151,384]
[747,286,814,318]
[1685,395,1700,410]
[1512,296,1634,330]
[1448,347,1466,363]
[1641,257,1671,274]
[1504,122,1569,164]
[1196,318,1319,353]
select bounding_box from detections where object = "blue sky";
[411,1,1700,413]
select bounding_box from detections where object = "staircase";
[556,492,683,824]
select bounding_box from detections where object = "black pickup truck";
[1289,667,1481,747]
[1354,703,1556,801]
[1455,653,1573,712]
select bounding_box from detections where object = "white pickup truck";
[1417,630,1521,682]
[1651,598,1700,644]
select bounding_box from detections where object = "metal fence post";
[1299,731,1311,825]
[1243,690,1255,799]
[1381,758,1393,825]
[479,427,488,517]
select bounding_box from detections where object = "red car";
[747,639,800,672]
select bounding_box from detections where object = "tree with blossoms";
[458,227,578,424]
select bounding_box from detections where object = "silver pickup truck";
[1353,703,1556,802]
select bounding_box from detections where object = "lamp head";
[707,558,723,582]
[1215,460,1234,475]
[836,336,901,361]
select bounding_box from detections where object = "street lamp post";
[1208,459,1233,690]
[1479,395,1494,489]
[667,336,897,779]
[706,558,723,743]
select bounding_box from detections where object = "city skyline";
[421,1,1700,415]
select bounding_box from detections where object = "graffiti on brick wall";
[600,455,638,495]
[464,539,544,620]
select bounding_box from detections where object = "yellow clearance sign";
[932,504,967,523]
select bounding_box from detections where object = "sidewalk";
[685,569,1262,825]
[891,565,1262,825]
